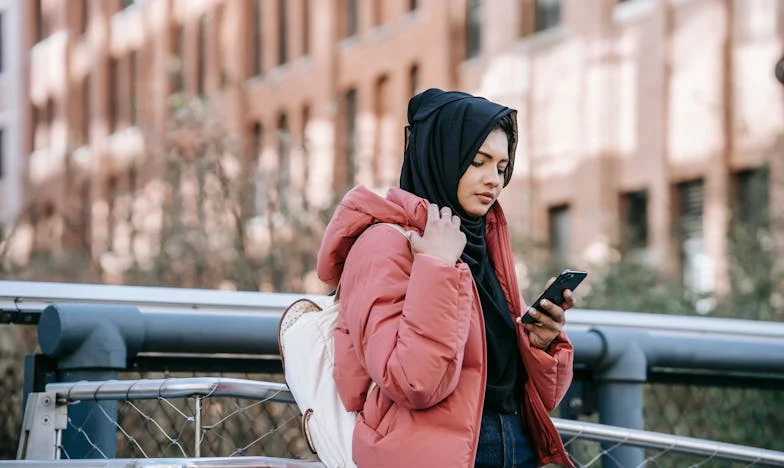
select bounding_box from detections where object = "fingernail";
[529,309,537,315]
[540,299,550,306]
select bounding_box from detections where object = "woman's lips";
[476,193,495,204]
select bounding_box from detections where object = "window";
[252,123,265,215]
[277,113,291,213]
[108,57,119,132]
[0,128,4,180]
[171,23,185,92]
[302,0,310,56]
[301,104,311,210]
[549,205,571,265]
[197,15,207,96]
[250,0,263,76]
[0,13,4,74]
[620,190,648,254]
[466,0,481,59]
[277,0,287,65]
[409,63,419,98]
[734,167,769,233]
[82,75,90,145]
[34,0,48,42]
[535,0,561,32]
[371,75,390,187]
[80,0,89,34]
[345,88,358,186]
[129,51,137,125]
[346,0,358,37]
[676,179,713,300]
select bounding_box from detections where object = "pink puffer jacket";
[317,186,575,468]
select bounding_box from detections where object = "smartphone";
[521,269,587,324]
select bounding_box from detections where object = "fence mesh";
[49,376,782,467]
[52,371,317,461]
[563,435,771,467]
[3,364,783,464]
[642,384,784,452]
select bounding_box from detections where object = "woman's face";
[457,128,510,217]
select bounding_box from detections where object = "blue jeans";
[475,410,538,468]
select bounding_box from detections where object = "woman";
[317,89,575,468]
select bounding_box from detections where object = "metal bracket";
[16,391,68,460]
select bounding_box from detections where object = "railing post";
[37,304,144,459]
[591,329,647,468]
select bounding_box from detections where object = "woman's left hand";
[517,278,576,350]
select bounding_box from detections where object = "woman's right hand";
[408,203,467,264]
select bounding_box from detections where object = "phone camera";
[567,274,574,279]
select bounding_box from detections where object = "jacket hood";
[317,186,430,289]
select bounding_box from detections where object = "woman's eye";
[498,167,508,175]
[470,161,483,167]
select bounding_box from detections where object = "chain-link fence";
[90,372,316,460]
[0,324,36,460]
[18,377,779,468]
[643,384,784,452]
[563,434,778,468]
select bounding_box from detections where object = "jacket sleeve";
[518,329,574,412]
[338,226,476,410]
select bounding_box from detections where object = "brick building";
[16,0,784,295]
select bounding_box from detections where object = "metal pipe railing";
[45,377,784,467]
[47,377,295,404]
[3,280,784,343]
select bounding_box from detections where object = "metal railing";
[3,280,784,343]
[6,377,784,467]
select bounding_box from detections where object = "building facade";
[18,0,784,295]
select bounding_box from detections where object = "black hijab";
[399,88,523,413]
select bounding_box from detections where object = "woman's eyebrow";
[476,150,509,163]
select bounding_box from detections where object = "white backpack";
[277,224,408,468]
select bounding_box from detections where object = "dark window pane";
[409,63,419,98]
[0,13,4,73]
[549,205,570,265]
[0,128,4,179]
[346,88,357,186]
[108,57,119,132]
[346,0,358,37]
[82,75,90,144]
[80,0,89,34]
[676,179,711,297]
[302,0,310,56]
[278,0,287,65]
[535,0,561,32]
[466,0,481,59]
[197,15,206,96]
[251,0,263,76]
[252,123,265,215]
[734,167,769,230]
[621,190,648,253]
[277,113,290,213]
[129,52,137,125]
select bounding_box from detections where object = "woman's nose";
[483,168,501,186]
